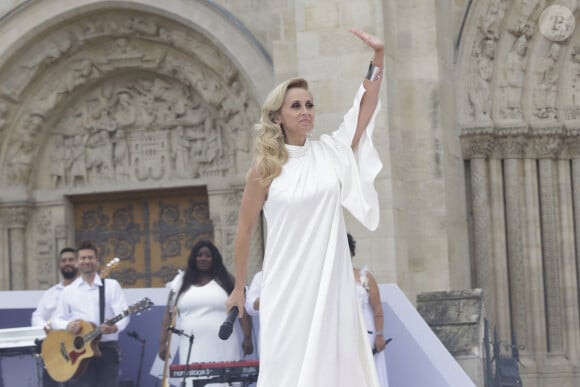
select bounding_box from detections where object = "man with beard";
[52,241,129,387]
[31,247,78,387]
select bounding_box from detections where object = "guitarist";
[51,241,129,387]
[31,247,78,387]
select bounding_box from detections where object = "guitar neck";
[80,298,152,343]
[82,309,129,342]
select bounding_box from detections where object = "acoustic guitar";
[41,297,154,382]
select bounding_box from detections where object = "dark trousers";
[42,368,66,387]
[67,342,120,387]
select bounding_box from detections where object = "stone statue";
[0,101,8,132]
[509,0,546,37]
[171,126,192,178]
[468,39,495,121]
[480,0,507,40]
[5,114,43,185]
[69,134,87,187]
[571,48,580,106]
[533,43,561,120]
[49,134,66,188]
[501,35,528,120]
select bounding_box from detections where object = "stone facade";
[1,0,580,385]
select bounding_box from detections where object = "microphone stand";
[169,327,195,387]
[126,331,146,387]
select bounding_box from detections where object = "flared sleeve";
[320,84,383,230]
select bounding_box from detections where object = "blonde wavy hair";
[252,77,310,187]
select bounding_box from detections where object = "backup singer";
[159,240,253,387]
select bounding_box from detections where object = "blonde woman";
[227,28,384,387]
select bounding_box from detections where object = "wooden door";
[71,187,212,287]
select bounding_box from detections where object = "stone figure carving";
[0,101,8,132]
[171,126,192,178]
[220,80,257,172]
[571,48,580,106]
[69,134,87,186]
[533,43,561,119]
[509,0,546,37]
[21,36,72,73]
[480,0,507,40]
[108,37,144,60]
[5,114,43,184]
[468,39,496,121]
[112,127,130,181]
[126,16,159,36]
[39,58,101,115]
[501,35,528,120]
[49,134,66,188]
[82,91,115,183]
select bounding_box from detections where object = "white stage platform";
[0,285,476,387]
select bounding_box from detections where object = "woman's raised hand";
[349,28,384,53]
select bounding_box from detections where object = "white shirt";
[52,274,129,342]
[245,271,262,317]
[31,282,66,329]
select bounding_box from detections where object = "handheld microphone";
[218,306,239,340]
[167,326,184,335]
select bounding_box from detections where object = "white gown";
[356,267,390,387]
[176,280,243,387]
[258,85,383,387]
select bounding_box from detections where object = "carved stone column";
[2,206,31,290]
[470,157,495,321]
[503,158,528,348]
[522,158,547,356]
[557,159,580,363]
[538,158,564,353]
[489,158,511,339]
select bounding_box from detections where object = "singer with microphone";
[158,241,253,386]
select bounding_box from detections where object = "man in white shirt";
[52,241,129,387]
[31,247,78,387]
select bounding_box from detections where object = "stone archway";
[457,1,580,384]
[0,1,270,290]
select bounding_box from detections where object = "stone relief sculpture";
[69,134,87,186]
[49,134,66,188]
[480,0,508,40]
[533,43,561,120]
[44,71,256,188]
[0,11,258,188]
[571,47,580,108]
[40,59,101,113]
[5,114,43,185]
[508,0,546,37]
[468,39,496,121]
[501,35,528,120]
[0,101,8,133]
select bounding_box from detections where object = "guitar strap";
[99,278,105,324]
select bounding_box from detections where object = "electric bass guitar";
[41,297,154,382]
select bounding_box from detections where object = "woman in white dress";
[349,233,390,387]
[159,241,254,387]
[226,28,385,387]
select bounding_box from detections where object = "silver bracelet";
[366,61,383,82]
[375,330,384,336]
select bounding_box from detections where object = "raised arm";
[226,166,268,318]
[348,28,385,149]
